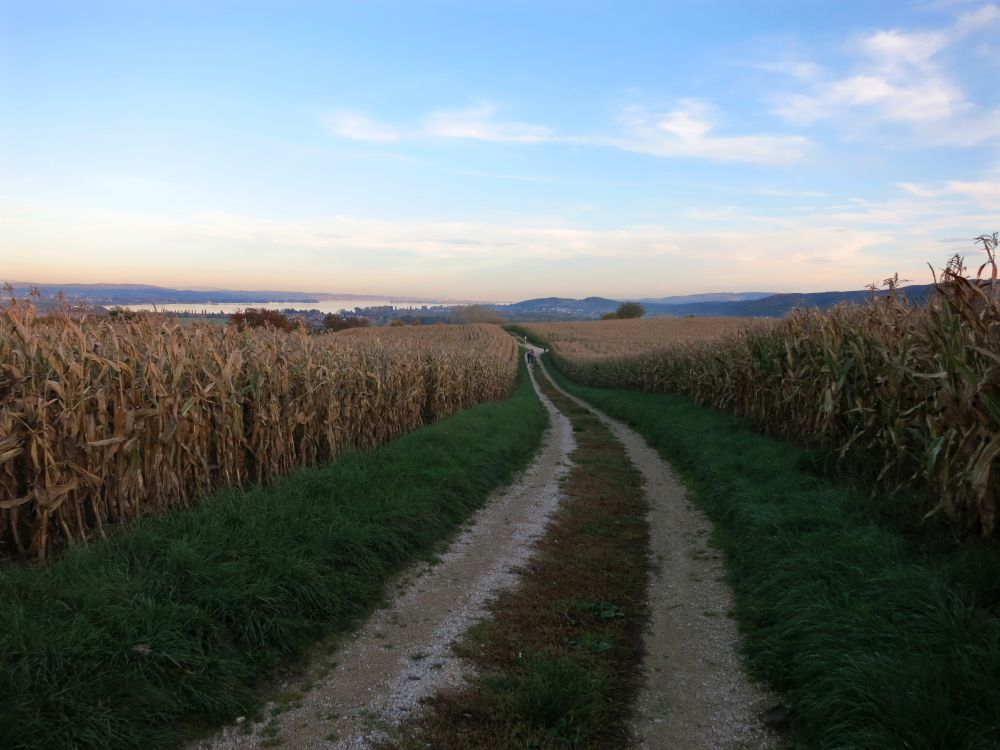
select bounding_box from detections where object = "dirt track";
[192,361,575,750]
[194,351,775,749]
[535,354,778,750]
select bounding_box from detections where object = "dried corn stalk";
[0,311,517,559]
[523,238,1000,539]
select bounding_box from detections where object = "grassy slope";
[544,356,1000,750]
[0,363,546,750]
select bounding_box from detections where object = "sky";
[1,0,999,301]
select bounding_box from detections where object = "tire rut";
[533,353,778,750]
[191,360,575,750]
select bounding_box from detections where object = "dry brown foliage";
[522,237,1000,539]
[521,316,766,363]
[0,310,517,558]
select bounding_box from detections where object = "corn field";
[524,236,1000,539]
[517,316,766,367]
[0,308,518,559]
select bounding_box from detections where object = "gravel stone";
[536,355,779,750]
[190,359,574,750]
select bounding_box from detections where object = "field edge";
[0,360,548,750]
[543,354,1000,749]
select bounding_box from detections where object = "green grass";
[0,362,546,750]
[386,365,649,750]
[543,355,1000,750]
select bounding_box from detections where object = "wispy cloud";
[322,112,400,142]
[322,100,553,144]
[942,179,1000,207]
[5,190,991,297]
[774,74,965,126]
[448,167,559,182]
[897,171,1000,208]
[422,101,554,143]
[768,5,1000,144]
[756,59,825,83]
[609,99,808,165]
[324,98,807,165]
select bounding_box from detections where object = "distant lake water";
[125,299,467,314]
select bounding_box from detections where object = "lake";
[125,299,467,314]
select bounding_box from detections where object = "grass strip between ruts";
[0,361,547,750]
[384,361,649,750]
[543,354,1000,750]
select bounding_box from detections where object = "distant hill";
[492,285,939,320]
[496,297,622,320]
[637,291,776,305]
[4,280,942,320]
[650,284,937,317]
[2,282,323,305]
[0,282,457,307]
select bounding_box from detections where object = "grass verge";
[384,363,649,750]
[0,362,546,750]
[543,355,1000,749]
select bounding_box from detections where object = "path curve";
[192,359,574,750]
[533,351,778,750]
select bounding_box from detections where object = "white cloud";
[953,3,1000,33]
[774,73,966,125]
[611,100,808,165]
[323,98,806,164]
[896,182,939,197]
[768,5,1000,143]
[756,59,825,82]
[322,111,400,142]
[422,101,554,143]
[897,175,1000,208]
[944,179,1000,206]
[860,29,950,71]
[323,101,553,144]
[4,189,995,297]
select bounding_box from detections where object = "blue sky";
[2,1,998,300]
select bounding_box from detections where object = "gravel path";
[192,350,777,750]
[533,353,779,750]
[191,359,574,750]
